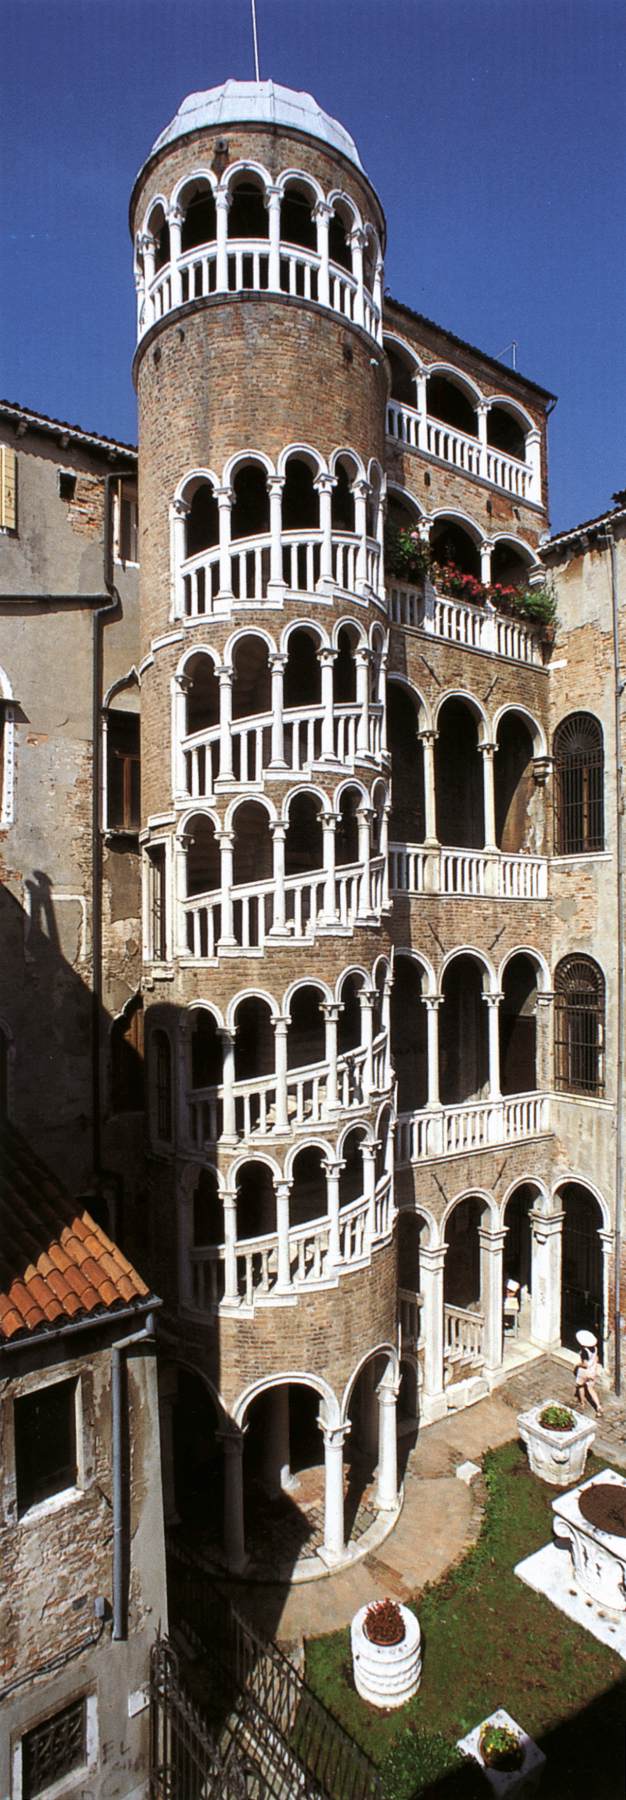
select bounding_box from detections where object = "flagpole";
[251,0,261,82]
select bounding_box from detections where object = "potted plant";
[384,521,431,584]
[518,1396,596,1487]
[458,1708,546,1796]
[350,1597,421,1708]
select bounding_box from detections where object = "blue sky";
[1,0,623,531]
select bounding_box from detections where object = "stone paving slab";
[229,1364,626,1648]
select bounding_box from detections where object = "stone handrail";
[396,1093,550,1164]
[180,527,382,617]
[182,855,385,955]
[444,1303,485,1364]
[141,240,382,343]
[398,1287,423,1349]
[389,842,548,900]
[189,1184,388,1313]
[181,699,382,797]
[388,581,543,666]
[386,399,537,502]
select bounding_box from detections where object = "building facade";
[1,78,623,1589]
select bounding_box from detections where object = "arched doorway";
[561,1183,604,1351]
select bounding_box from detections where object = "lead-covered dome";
[150,78,364,171]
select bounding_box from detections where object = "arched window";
[554,713,604,854]
[153,1028,172,1140]
[554,956,605,1096]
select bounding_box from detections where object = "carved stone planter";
[518,1401,595,1487]
[553,1469,626,1613]
[457,1708,546,1796]
[350,1602,421,1708]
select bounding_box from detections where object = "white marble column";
[222,1189,238,1302]
[272,1016,289,1133]
[275,1179,292,1289]
[174,833,192,957]
[349,227,366,327]
[215,190,230,291]
[355,649,371,757]
[353,478,371,592]
[216,486,233,600]
[321,811,339,925]
[381,978,393,1088]
[322,1002,341,1113]
[220,1426,246,1570]
[376,1371,400,1510]
[320,1420,348,1563]
[526,428,542,505]
[479,742,497,850]
[269,654,287,768]
[419,1244,447,1415]
[219,1028,237,1142]
[319,648,337,760]
[217,829,236,948]
[483,992,503,1100]
[373,260,384,337]
[267,475,286,596]
[359,987,375,1099]
[141,233,157,326]
[173,672,191,799]
[476,402,488,477]
[323,1158,343,1268]
[529,1209,564,1350]
[315,474,335,589]
[423,996,442,1111]
[314,201,332,308]
[168,206,184,308]
[363,1141,378,1247]
[357,805,373,920]
[266,185,282,290]
[217,668,234,781]
[479,1226,507,1371]
[171,498,190,618]
[480,539,493,587]
[270,824,287,936]
[414,368,428,450]
[419,728,439,846]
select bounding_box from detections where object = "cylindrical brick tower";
[131,80,398,1571]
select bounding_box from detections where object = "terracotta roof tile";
[0,1124,156,1343]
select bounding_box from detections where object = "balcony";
[139,241,382,345]
[189,1174,394,1314]
[389,843,548,900]
[395,1093,550,1164]
[388,580,544,666]
[182,855,385,957]
[188,1032,389,1150]
[181,700,384,800]
[180,528,382,618]
[386,399,540,505]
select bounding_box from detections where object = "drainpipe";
[112,1309,157,1640]
[605,525,624,1394]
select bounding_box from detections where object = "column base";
[267,579,287,601]
[375,1490,401,1515]
[225,1550,249,1575]
[317,1542,349,1569]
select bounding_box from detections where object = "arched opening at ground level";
[561,1182,604,1352]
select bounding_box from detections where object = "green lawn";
[305,1443,626,1798]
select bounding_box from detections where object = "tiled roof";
[0,399,137,459]
[0,1124,152,1343]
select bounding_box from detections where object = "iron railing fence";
[165,1534,383,1800]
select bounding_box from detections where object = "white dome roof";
[150,79,364,171]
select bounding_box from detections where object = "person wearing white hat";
[574,1329,603,1416]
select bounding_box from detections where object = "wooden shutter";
[0,446,16,530]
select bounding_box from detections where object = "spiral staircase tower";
[131,81,399,1571]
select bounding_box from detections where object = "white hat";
[576,1328,597,1347]
[506,1279,520,1293]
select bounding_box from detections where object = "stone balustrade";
[395,1093,550,1165]
[388,581,544,665]
[444,1302,485,1366]
[179,528,382,617]
[180,699,384,801]
[186,1029,390,1151]
[386,399,539,503]
[389,842,548,900]
[189,1180,392,1314]
[140,239,382,344]
[182,855,386,957]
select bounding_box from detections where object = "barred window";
[154,1028,172,1140]
[22,1698,86,1798]
[554,712,604,854]
[554,955,605,1096]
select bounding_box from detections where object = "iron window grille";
[554,955,605,1096]
[22,1698,86,1798]
[554,712,604,854]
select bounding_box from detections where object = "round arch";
[340,1342,399,1424]
[498,944,551,994]
[392,945,436,997]
[279,616,329,654]
[434,687,489,743]
[223,623,277,670]
[425,362,484,407]
[220,158,272,197]
[387,670,432,732]
[440,1185,499,1241]
[226,986,280,1031]
[277,441,327,479]
[493,701,546,759]
[439,945,497,996]
[222,447,276,487]
[233,1369,340,1431]
[276,165,325,205]
[225,789,277,833]
[282,975,333,1016]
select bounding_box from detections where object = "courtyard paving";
[230,1354,626,1648]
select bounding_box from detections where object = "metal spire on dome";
[251,0,261,82]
